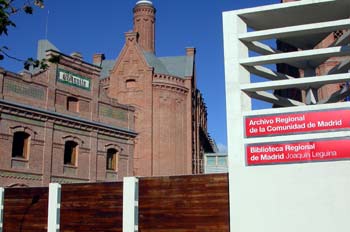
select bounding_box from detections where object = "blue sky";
[0,0,279,152]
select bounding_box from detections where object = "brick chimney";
[133,0,156,53]
[186,47,196,57]
[125,31,139,45]
[93,53,105,66]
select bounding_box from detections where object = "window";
[217,157,227,166]
[206,156,216,166]
[106,148,118,171]
[333,30,344,40]
[64,141,78,166]
[12,132,30,159]
[126,79,136,88]
[67,96,79,112]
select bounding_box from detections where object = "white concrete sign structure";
[123,177,139,232]
[0,188,3,232]
[223,1,350,232]
[47,183,61,232]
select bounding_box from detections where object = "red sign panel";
[246,139,350,166]
[245,109,350,137]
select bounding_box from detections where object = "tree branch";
[0,49,24,62]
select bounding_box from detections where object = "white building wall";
[223,1,350,232]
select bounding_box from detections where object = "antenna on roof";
[45,10,49,40]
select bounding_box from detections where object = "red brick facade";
[0,1,215,186]
[105,1,215,176]
[0,51,136,187]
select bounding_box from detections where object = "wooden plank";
[3,175,230,232]
[60,182,123,232]
[3,187,49,232]
[138,173,229,232]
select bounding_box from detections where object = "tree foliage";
[0,0,47,70]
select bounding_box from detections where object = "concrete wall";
[223,1,350,232]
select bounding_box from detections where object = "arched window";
[64,141,78,166]
[7,183,29,188]
[67,96,79,112]
[12,132,30,159]
[126,79,136,88]
[106,148,118,171]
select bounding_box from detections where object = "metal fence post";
[123,177,139,232]
[47,183,61,232]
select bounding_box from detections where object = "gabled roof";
[143,52,194,78]
[143,52,169,74]
[100,60,116,79]
[34,40,194,79]
[99,52,194,80]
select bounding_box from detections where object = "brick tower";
[133,0,156,53]
[106,0,216,176]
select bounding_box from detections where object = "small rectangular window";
[12,132,30,159]
[206,157,216,166]
[106,148,118,171]
[217,157,227,166]
[64,141,78,166]
[67,96,79,112]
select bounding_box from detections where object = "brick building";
[0,0,215,186]
[0,49,136,187]
[276,0,350,104]
[103,0,216,176]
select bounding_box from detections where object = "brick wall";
[0,51,136,187]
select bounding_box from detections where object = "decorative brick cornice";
[152,82,189,94]
[153,73,186,84]
[153,74,188,94]
[0,170,42,181]
[47,50,101,77]
[51,176,89,184]
[0,99,137,140]
[133,6,156,15]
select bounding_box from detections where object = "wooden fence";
[139,174,229,232]
[1,173,229,232]
[3,187,48,232]
[60,182,123,232]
